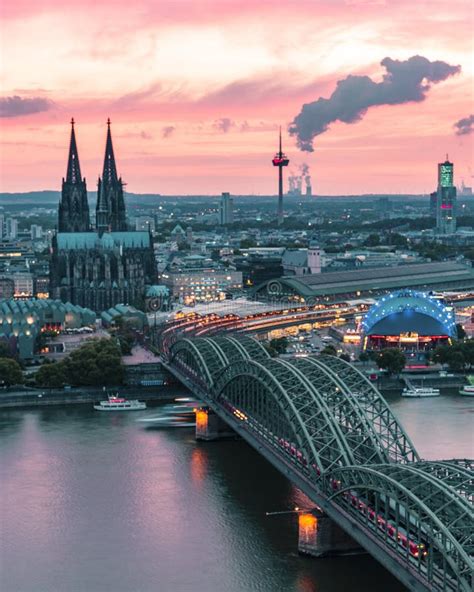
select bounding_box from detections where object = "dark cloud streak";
[213,118,235,133]
[454,114,474,136]
[162,125,175,138]
[0,95,54,118]
[289,55,461,151]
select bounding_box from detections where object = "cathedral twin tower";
[51,119,156,312]
[58,118,127,234]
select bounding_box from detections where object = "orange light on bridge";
[298,513,318,544]
[195,409,208,431]
[299,513,318,529]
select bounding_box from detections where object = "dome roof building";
[361,290,456,353]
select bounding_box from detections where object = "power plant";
[288,162,312,197]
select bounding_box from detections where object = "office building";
[6,218,18,240]
[220,192,234,225]
[160,255,242,305]
[436,157,457,234]
[30,225,43,240]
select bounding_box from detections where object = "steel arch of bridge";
[329,464,473,592]
[169,335,270,388]
[167,335,474,592]
[170,337,418,467]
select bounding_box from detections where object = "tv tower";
[272,127,289,225]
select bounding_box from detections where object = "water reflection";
[2,391,471,592]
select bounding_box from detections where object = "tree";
[446,351,465,372]
[456,324,467,340]
[320,345,337,356]
[363,233,380,247]
[432,345,451,365]
[375,349,406,375]
[460,340,474,367]
[0,341,13,359]
[35,362,66,388]
[35,339,125,387]
[433,341,473,371]
[269,337,289,355]
[0,358,23,386]
[339,353,351,362]
[359,351,369,364]
[239,238,257,249]
[62,339,124,386]
[388,232,408,247]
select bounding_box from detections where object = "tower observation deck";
[272,127,289,225]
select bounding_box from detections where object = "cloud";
[213,118,235,133]
[162,125,175,138]
[119,129,153,140]
[0,95,54,118]
[199,74,327,109]
[454,114,474,136]
[289,55,461,151]
[240,120,278,133]
[114,82,164,108]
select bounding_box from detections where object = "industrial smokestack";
[300,163,312,197]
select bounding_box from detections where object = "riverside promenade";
[0,384,189,409]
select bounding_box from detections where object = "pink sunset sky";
[0,0,472,195]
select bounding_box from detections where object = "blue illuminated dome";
[362,290,456,339]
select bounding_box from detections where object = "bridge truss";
[167,335,473,592]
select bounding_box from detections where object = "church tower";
[96,119,127,235]
[58,119,91,232]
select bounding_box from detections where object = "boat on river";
[402,387,440,398]
[94,395,146,411]
[459,375,474,396]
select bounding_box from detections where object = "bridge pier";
[298,511,363,557]
[195,408,235,441]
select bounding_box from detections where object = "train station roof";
[253,262,474,300]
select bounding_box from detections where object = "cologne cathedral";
[50,119,156,312]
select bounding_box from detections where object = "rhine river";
[1,391,472,592]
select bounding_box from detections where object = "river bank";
[0,372,467,409]
[0,384,190,408]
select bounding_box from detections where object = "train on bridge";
[155,306,473,592]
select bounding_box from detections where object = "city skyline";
[1,0,473,195]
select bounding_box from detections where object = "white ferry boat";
[459,385,474,397]
[402,387,440,398]
[94,395,146,411]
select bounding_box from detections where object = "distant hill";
[0,191,61,204]
[0,190,161,206]
[0,190,428,207]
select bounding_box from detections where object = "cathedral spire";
[102,118,119,185]
[59,118,90,232]
[96,118,128,232]
[66,118,82,184]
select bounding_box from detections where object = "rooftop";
[254,262,474,299]
[56,231,151,250]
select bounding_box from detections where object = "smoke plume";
[289,55,460,151]
[288,163,311,194]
